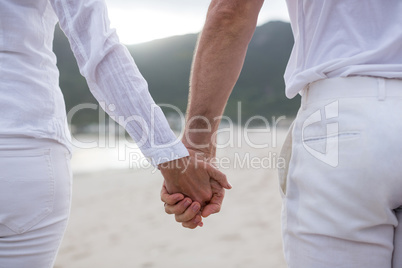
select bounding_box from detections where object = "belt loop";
[377,78,386,101]
[302,84,309,109]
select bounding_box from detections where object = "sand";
[54,127,289,268]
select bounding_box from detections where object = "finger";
[182,222,198,229]
[164,198,192,215]
[161,182,185,205]
[175,202,201,222]
[182,214,203,229]
[206,164,232,190]
[201,183,225,218]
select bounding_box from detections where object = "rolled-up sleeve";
[49,0,189,166]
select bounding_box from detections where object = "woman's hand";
[160,170,229,229]
[161,182,203,229]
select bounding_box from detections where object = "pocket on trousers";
[0,149,54,234]
[278,122,294,198]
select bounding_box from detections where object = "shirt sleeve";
[49,0,189,166]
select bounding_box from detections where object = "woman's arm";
[49,0,188,166]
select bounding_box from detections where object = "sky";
[105,0,290,44]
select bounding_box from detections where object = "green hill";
[53,21,299,127]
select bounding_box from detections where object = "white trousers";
[279,76,402,267]
[0,137,72,268]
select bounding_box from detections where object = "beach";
[54,127,289,268]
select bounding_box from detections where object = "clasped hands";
[159,148,231,229]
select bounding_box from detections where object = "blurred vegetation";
[53,21,300,127]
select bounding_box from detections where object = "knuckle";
[201,192,213,202]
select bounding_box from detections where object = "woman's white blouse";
[0,0,189,166]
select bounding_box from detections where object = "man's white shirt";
[285,0,402,98]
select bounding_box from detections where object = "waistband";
[0,136,70,155]
[302,76,402,106]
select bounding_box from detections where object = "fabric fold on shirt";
[0,0,189,166]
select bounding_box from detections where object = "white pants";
[279,77,402,267]
[0,137,72,268]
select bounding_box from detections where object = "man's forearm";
[183,0,264,155]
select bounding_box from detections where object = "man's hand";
[161,178,227,229]
[159,149,231,207]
